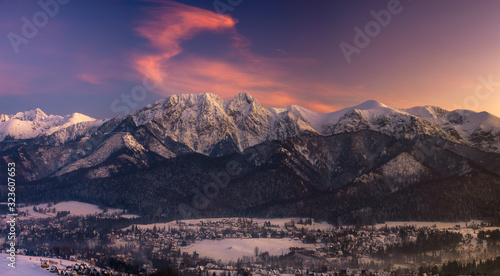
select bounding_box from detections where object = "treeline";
[382,229,462,255]
[419,257,500,275]
[97,257,140,275]
[478,229,500,241]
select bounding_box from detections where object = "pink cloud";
[134,0,237,83]
[276,48,288,55]
[305,102,344,114]
[77,73,101,85]
[132,0,347,112]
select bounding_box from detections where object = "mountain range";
[1,93,500,223]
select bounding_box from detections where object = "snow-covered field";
[181,238,317,262]
[0,254,51,275]
[0,254,86,275]
[15,201,126,219]
[125,218,330,262]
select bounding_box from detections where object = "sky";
[0,0,499,119]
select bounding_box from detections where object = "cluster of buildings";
[1,213,496,275]
[39,259,112,275]
[113,218,417,259]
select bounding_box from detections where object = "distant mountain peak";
[0,108,100,142]
[11,108,48,121]
[0,114,9,122]
[233,92,255,102]
[226,92,260,111]
[354,100,388,109]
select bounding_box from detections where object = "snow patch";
[181,238,316,262]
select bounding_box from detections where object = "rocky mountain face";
[1,93,500,223]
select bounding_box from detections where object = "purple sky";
[1,0,499,118]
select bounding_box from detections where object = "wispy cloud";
[133,0,343,112]
[77,73,101,85]
[133,0,237,83]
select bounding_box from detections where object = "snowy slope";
[55,132,147,176]
[0,108,104,142]
[0,254,53,275]
[0,253,103,275]
[16,201,124,219]
[404,106,500,152]
[353,152,435,192]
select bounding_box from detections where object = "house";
[63,269,78,276]
[49,265,59,273]
[102,268,114,275]
[89,267,100,276]
[40,260,50,269]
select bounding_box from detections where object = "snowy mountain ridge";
[0,108,105,142]
[2,93,500,155]
[128,93,500,154]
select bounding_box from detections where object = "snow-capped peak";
[343,100,403,117]
[447,110,500,132]
[44,112,98,136]
[232,92,256,103]
[225,92,260,115]
[0,109,101,142]
[0,114,9,122]
[403,105,447,120]
[10,108,48,121]
[354,99,388,109]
